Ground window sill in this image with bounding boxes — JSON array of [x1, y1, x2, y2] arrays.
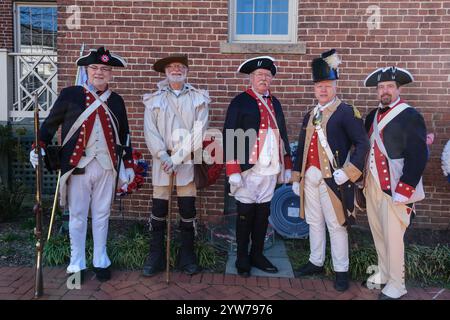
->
[[220, 42, 306, 54]]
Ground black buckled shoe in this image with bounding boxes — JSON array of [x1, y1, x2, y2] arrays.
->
[[334, 272, 349, 292], [142, 255, 165, 277], [250, 254, 278, 273], [297, 261, 324, 276], [181, 263, 201, 276], [93, 267, 111, 282], [235, 261, 251, 278]]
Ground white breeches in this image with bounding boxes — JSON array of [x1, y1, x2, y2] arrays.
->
[[365, 172, 409, 298], [304, 166, 349, 272], [230, 169, 277, 204], [66, 159, 113, 273]]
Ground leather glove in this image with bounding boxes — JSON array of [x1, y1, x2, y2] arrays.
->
[[160, 151, 174, 174], [393, 192, 409, 205], [284, 169, 292, 184], [229, 173, 243, 188], [333, 169, 349, 185], [29, 148, 45, 169], [292, 181, 300, 196]]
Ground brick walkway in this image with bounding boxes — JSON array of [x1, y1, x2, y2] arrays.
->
[[0, 266, 448, 300]]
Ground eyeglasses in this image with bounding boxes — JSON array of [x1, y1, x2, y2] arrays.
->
[[166, 64, 186, 70], [88, 65, 112, 72], [252, 72, 273, 79]]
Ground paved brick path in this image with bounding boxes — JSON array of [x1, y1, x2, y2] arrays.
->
[[0, 267, 448, 300]]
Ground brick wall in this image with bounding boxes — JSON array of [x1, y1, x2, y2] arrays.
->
[[0, 0, 13, 50], [52, 0, 450, 229]]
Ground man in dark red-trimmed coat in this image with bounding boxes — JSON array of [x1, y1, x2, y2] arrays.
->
[[363, 66, 428, 300], [223, 56, 293, 278], [291, 49, 369, 292], [29, 47, 134, 283]]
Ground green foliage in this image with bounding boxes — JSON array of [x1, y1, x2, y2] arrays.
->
[[0, 232, 23, 242], [285, 236, 450, 287], [0, 125, 27, 163], [43, 221, 225, 271], [0, 124, 15, 156], [0, 181, 27, 222]]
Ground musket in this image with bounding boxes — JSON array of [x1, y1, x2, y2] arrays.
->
[[166, 172, 175, 284], [33, 93, 44, 298]]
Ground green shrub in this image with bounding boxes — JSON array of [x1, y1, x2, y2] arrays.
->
[[43, 222, 225, 271], [0, 181, 27, 222], [285, 238, 450, 287]]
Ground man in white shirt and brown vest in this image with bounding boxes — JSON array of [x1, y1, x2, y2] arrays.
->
[[142, 55, 209, 276], [363, 66, 428, 300]]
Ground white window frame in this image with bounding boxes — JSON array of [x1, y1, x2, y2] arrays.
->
[[229, 0, 298, 43], [14, 2, 57, 54]]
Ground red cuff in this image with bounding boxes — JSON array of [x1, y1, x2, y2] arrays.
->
[[31, 141, 46, 149], [124, 159, 134, 169], [395, 181, 415, 198], [226, 160, 241, 176], [284, 155, 293, 170]]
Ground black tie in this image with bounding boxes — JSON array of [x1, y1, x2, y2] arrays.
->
[[379, 106, 390, 114]]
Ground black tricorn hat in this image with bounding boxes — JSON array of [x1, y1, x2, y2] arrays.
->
[[312, 49, 341, 83], [76, 46, 127, 67], [364, 66, 414, 87], [153, 54, 189, 73], [237, 56, 277, 76]]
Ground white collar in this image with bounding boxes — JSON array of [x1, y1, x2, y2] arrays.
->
[[317, 97, 336, 111]]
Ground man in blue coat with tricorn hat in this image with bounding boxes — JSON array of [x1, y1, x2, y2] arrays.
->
[[29, 46, 135, 282], [363, 66, 428, 300], [291, 49, 369, 291], [223, 56, 293, 277]]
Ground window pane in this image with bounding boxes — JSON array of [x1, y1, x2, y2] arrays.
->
[[237, 13, 253, 34], [255, 0, 270, 12], [272, 13, 288, 34], [254, 13, 270, 34], [272, 0, 288, 12], [237, 0, 253, 12], [18, 6, 57, 52]]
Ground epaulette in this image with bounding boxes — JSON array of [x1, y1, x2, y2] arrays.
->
[[350, 104, 362, 119]]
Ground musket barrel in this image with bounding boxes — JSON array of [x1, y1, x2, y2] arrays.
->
[[33, 93, 44, 298]]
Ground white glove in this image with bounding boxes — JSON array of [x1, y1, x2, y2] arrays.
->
[[333, 169, 349, 185], [393, 192, 409, 205], [160, 152, 174, 174], [118, 162, 128, 187], [29, 148, 45, 169], [284, 169, 292, 184], [229, 173, 243, 188], [292, 181, 300, 196]]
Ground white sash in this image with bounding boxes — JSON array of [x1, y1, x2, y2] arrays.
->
[[251, 89, 287, 182], [372, 104, 425, 203], [62, 87, 112, 146], [84, 84, 121, 145]]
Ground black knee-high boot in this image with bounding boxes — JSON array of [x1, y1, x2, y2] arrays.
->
[[250, 202, 278, 273], [177, 197, 201, 275], [235, 201, 256, 277], [143, 198, 167, 277]]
